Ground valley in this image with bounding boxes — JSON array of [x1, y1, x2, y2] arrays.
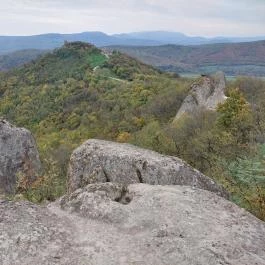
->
[[1, 39, 264, 77], [1, 0, 265, 263], [0, 42, 264, 221], [109, 40, 265, 77]]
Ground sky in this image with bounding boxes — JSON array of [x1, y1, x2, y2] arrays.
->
[[1, 0, 265, 37]]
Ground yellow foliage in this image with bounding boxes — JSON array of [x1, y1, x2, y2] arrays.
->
[[132, 117, 145, 128], [117, 132, 131, 143]]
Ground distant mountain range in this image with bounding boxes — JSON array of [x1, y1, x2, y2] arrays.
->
[[113, 31, 265, 45], [0, 31, 264, 55]]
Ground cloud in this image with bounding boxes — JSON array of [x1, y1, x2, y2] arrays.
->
[[0, 0, 264, 36]]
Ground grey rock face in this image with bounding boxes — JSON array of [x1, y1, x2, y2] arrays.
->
[[1, 183, 265, 265], [0, 119, 41, 194], [0, 200, 91, 265], [68, 139, 228, 198], [175, 71, 227, 120]]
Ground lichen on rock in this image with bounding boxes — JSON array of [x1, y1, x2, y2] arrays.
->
[[67, 139, 228, 198], [0, 119, 41, 194], [1, 183, 265, 265]]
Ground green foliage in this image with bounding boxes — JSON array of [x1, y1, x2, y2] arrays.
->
[[217, 89, 252, 128], [131, 121, 176, 155], [17, 157, 66, 203], [216, 88, 255, 149], [168, 111, 223, 173], [1, 42, 265, 220], [232, 77, 265, 142], [226, 145, 265, 220], [105, 51, 158, 81], [0, 42, 187, 202]]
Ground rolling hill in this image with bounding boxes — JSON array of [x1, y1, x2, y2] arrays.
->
[[109, 41, 265, 76], [0, 41, 265, 219], [0, 49, 47, 71], [1, 40, 265, 77], [0, 41, 186, 148]]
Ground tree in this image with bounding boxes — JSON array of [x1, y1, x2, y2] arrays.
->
[[217, 88, 254, 145]]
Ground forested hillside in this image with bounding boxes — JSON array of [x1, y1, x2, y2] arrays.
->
[[109, 41, 265, 76], [0, 42, 264, 220], [0, 49, 46, 71], [2, 40, 265, 77]]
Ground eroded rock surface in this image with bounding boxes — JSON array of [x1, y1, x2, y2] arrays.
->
[[0, 200, 91, 265], [0, 119, 41, 194], [175, 71, 227, 120], [1, 183, 265, 265], [68, 139, 227, 198]]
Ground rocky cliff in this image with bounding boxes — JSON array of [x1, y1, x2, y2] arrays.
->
[[67, 139, 227, 197], [174, 71, 227, 121], [0, 119, 41, 194], [1, 183, 265, 265]]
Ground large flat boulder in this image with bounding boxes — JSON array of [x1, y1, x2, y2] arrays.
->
[[68, 139, 228, 198], [1, 183, 265, 265], [0, 119, 41, 194], [0, 200, 89, 265], [174, 71, 227, 121]]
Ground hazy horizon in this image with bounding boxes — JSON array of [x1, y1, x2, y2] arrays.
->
[[0, 30, 265, 38], [1, 0, 265, 37]]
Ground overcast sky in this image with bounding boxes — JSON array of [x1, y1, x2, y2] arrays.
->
[[1, 0, 264, 37]]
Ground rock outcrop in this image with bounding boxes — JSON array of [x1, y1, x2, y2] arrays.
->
[[174, 71, 227, 121], [1, 183, 265, 265], [67, 139, 227, 197], [0, 119, 41, 194]]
